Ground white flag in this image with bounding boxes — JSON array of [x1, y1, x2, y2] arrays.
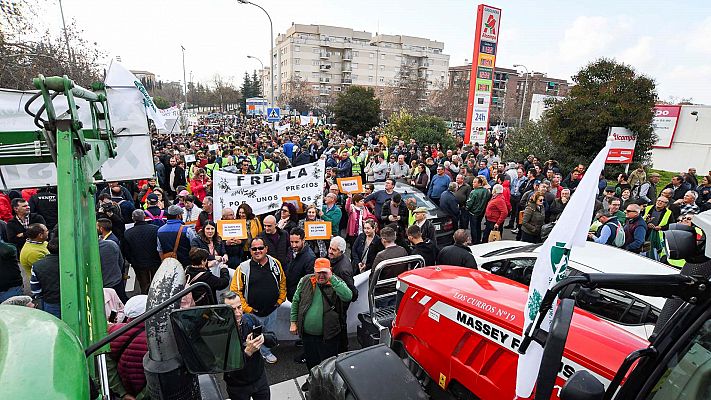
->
[[515, 141, 612, 398], [104, 59, 166, 130]]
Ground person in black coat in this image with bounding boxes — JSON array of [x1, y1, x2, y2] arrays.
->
[[28, 186, 58, 231], [292, 146, 312, 166], [437, 229, 477, 269], [412, 207, 437, 247], [6, 198, 46, 253], [258, 215, 291, 269], [406, 225, 438, 266], [285, 228, 316, 301], [185, 248, 230, 306], [439, 183, 461, 229], [381, 193, 409, 234], [351, 220, 383, 273], [121, 210, 161, 295]]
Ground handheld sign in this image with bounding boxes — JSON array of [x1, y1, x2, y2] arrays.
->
[[281, 196, 303, 213], [184, 154, 196, 163], [337, 176, 364, 194], [208, 144, 219, 152], [217, 220, 248, 239], [304, 221, 332, 240]]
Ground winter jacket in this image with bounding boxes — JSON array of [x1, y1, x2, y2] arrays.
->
[[258, 228, 291, 269], [291, 275, 352, 339], [121, 221, 161, 270], [0, 193, 12, 222], [286, 245, 316, 301], [321, 204, 343, 236], [6, 213, 46, 253], [521, 204, 546, 236], [484, 194, 510, 225], [381, 199, 409, 233], [108, 323, 148, 396], [351, 233, 383, 272], [229, 255, 286, 317], [329, 254, 357, 302], [412, 240, 438, 266], [466, 187, 492, 216], [439, 190, 460, 219], [28, 190, 58, 229], [185, 265, 230, 306], [345, 197, 377, 238], [0, 241, 21, 292], [437, 244, 477, 269], [223, 313, 277, 387]]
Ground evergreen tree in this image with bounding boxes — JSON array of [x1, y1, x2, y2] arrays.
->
[[240, 72, 252, 114], [251, 70, 262, 98]]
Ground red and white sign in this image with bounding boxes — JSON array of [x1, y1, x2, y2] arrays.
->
[[652, 105, 681, 148], [606, 127, 636, 164]]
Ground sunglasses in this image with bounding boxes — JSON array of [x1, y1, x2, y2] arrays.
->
[[281, 209, 290, 212], [625, 209, 638, 213], [250, 246, 265, 251]]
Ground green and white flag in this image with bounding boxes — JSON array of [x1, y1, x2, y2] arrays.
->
[[515, 141, 612, 398]]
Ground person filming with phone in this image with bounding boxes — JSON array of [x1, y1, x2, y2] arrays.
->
[[222, 290, 277, 400]]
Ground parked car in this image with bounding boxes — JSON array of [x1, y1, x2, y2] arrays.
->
[[372, 181, 454, 246], [469, 240, 679, 338]]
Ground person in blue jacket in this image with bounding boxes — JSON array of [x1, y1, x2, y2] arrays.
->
[[427, 165, 451, 206]]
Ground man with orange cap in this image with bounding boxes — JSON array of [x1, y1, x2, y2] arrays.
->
[[289, 258, 352, 392]]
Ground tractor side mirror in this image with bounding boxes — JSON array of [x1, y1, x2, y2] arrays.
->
[[170, 305, 244, 374], [560, 370, 605, 400]]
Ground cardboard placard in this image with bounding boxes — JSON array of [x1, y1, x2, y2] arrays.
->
[[217, 219, 248, 239], [304, 221, 332, 240], [208, 144, 219, 152], [281, 196, 304, 213], [184, 154, 196, 163], [337, 176, 364, 194]]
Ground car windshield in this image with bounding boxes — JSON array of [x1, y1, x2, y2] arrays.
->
[[401, 192, 436, 211], [493, 244, 541, 256]]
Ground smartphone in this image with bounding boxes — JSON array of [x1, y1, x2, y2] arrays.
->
[[251, 325, 263, 337]]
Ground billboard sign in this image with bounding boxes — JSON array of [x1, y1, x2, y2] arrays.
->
[[652, 105, 681, 148], [606, 127, 637, 164], [464, 4, 502, 145]]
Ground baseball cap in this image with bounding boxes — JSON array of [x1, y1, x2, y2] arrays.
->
[[649, 173, 661, 178], [146, 193, 159, 203], [314, 258, 331, 273], [178, 190, 190, 197], [166, 205, 184, 216], [413, 207, 428, 214], [604, 186, 615, 192]]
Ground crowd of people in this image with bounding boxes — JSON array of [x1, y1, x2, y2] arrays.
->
[[0, 113, 708, 399]]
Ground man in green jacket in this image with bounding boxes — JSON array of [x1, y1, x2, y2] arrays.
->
[[290, 258, 352, 391], [466, 176, 492, 245]]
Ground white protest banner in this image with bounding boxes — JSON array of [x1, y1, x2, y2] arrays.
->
[[213, 160, 326, 217]]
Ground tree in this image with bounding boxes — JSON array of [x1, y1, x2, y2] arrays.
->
[[251, 70, 262, 97], [281, 78, 315, 114], [427, 79, 468, 122], [379, 63, 428, 115], [1, 6, 105, 90], [545, 58, 657, 168], [384, 110, 456, 150], [502, 121, 562, 163], [239, 72, 252, 113], [333, 86, 380, 136], [153, 96, 170, 109]]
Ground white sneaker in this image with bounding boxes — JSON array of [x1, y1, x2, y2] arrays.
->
[[263, 353, 277, 364]]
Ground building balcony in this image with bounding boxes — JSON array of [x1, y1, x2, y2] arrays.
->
[[343, 79, 352, 84], [320, 52, 329, 59], [320, 64, 331, 70], [319, 78, 330, 83], [319, 91, 330, 96], [343, 51, 352, 61]]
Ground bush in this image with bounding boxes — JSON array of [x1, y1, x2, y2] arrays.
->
[[333, 86, 381, 136]]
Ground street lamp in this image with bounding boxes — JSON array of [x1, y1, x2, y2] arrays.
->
[[181, 45, 188, 108], [513, 64, 529, 129], [247, 55, 265, 96], [237, 0, 274, 110]]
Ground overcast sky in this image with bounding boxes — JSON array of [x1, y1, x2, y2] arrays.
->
[[46, 0, 711, 104]]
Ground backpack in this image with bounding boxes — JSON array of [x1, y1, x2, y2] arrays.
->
[[612, 221, 626, 247], [181, 270, 207, 308], [144, 210, 166, 227]]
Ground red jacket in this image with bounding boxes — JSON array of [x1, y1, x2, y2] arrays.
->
[[484, 193, 510, 225], [108, 323, 148, 395], [190, 177, 208, 202], [0, 193, 11, 222], [345, 197, 378, 237], [502, 180, 511, 204]]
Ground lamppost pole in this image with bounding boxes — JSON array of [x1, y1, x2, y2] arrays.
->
[[181, 45, 188, 108], [238, 1, 274, 110], [247, 55, 265, 96], [514, 64, 529, 129]]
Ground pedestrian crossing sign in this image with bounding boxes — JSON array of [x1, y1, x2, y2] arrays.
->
[[266, 107, 281, 122]]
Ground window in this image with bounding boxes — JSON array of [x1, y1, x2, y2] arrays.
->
[[483, 258, 536, 286], [649, 318, 711, 399], [369, 64, 374, 70], [368, 76, 374, 82], [294, 59, 300, 65], [312, 60, 320, 66], [295, 45, 300, 52], [335, 86, 342, 92], [380, 65, 384, 71], [380, 54, 385, 60], [379, 76, 385, 83], [369, 52, 374, 58], [352, 63, 358, 69], [353, 51, 359, 57], [570, 286, 659, 326]]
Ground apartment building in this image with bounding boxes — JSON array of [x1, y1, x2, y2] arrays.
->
[[448, 64, 571, 126], [266, 24, 450, 107]]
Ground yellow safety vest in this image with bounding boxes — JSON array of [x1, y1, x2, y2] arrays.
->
[[350, 155, 361, 175]]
